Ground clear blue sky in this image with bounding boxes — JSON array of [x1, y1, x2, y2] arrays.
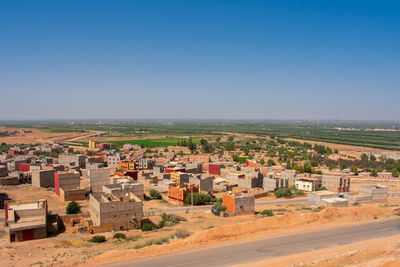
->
[[1, 0, 399, 120]]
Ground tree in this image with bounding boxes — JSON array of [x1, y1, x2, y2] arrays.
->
[[361, 153, 369, 161], [274, 188, 292, 198], [370, 154, 376, 161], [351, 166, 359, 175], [267, 159, 276, 166], [392, 169, 399, 178], [259, 157, 265, 165], [371, 169, 378, 177], [149, 189, 162, 199], [184, 193, 212, 205], [66, 201, 81, 214], [228, 136, 234, 142]]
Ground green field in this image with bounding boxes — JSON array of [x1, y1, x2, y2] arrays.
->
[[104, 138, 201, 148]]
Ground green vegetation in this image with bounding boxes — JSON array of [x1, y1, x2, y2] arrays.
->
[[89, 235, 106, 243], [149, 189, 162, 199], [66, 201, 81, 214], [274, 188, 292, 198], [295, 190, 304, 196], [184, 193, 214, 205], [212, 198, 227, 212], [113, 233, 126, 240], [260, 209, 274, 216], [105, 138, 201, 148]]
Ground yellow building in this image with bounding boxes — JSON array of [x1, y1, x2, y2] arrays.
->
[[170, 172, 189, 184], [88, 140, 98, 149]]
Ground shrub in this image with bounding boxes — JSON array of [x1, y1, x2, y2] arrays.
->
[[352, 202, 360, 206], [89, 235, 106, 243], [142, 223, 155, 231], [274, 188, 292, 198], [149, 189, 162, 199], [113, 233, 126, 240], [184, 192, 212, 205], [260, 209, 274, 216], [295, 190, 304, 196], [66, 201, 81, 214], [173, 229, 190, 239], [213, 202, 227, 212], [316, 186, 328, 191]]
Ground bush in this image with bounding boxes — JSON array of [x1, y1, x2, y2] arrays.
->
[[113, 233, 126, 240], [66, 201, 81, 214], [89, 235, 106, 243], [274, 188, 292, 198], [149, 189, 162, 199], [142, 223, 155, 231], [173, 229, 190, 239], [212, 202, 227, 212], [316, 186, 327, 191], [295, 190, 304, 196], [260, 209, 274, 216], [184, 193, 212, 205]]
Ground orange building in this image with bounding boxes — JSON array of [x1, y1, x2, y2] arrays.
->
[[222, 193, 255, 216], [168, 184, 199, 204], [118, 161, 135, 171]]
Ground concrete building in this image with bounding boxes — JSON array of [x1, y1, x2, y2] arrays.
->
[[321, 197, 348, 207], [103, 181, 144, 201], [32, 169, 56, 188], [58, 154, 85, 168], [89, 191, 143, 231], [321, 176, 351, 192], [88, 168, 112, 193], [107, 154, 120, 169], [54, 171, 85, 201], [307, 190, 338, 206], [223, 193, 255, 216], [0, 165, 8, 177], [5, 199, 48, 242], [189, 174, 213, 193], [136, 159, 155, 170], [263, 176, 288, 191], [359, 185, 388, 202], [170, 172, 190, 184]]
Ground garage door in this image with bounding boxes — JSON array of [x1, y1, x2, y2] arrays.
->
[[22, 229, 35, 241]]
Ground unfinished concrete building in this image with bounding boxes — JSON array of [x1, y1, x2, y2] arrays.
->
[[5, 199, 48, 242], [54, 171, 85, 201], [263, 176, 288, 191], [58, 154, 85, 168], [170, 172, 190, 184], [0, 165, 7, 177], [223, 193, 255, 216], [359, 185, 388, 202], [308, 190, 338, 206], [344, 185, 388, 204], [103, 181, 144, 201], [88, 168, 112, 193], [32, 169, 56, 188], [280, 170, 298, 186], [89, 191, 143, 231], [189, 174, 213, 193], [321, 176, 351, 192], [136, 159, 155, 170]]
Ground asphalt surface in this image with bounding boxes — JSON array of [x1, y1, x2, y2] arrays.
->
[[147, 198, 306, 214], [104, 218, 400, 267]]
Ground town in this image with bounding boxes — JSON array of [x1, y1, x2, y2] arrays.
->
[[1, 128, 400, 266]]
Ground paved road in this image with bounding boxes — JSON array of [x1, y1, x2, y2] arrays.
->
[[145, 198, 306, 214], [104, 218, 400, 267]]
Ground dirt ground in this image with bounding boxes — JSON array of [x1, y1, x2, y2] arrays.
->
[[2, 189, 400, 266], [286, 137, 400, 158], [0, 127, 99, 145], [235, 234, 400, 267], [81, 197, 400, 267]]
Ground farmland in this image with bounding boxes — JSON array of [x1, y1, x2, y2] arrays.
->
[[104, 138, 201, 148]]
